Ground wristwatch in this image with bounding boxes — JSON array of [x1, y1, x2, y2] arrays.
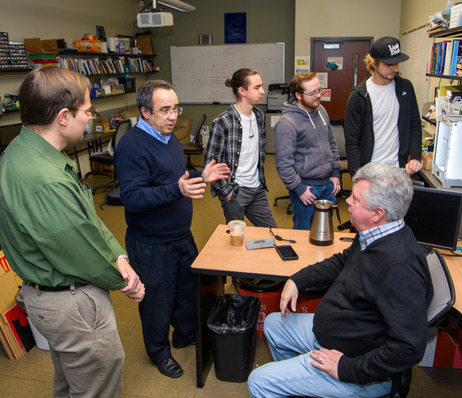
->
[[116, 254, 129, 262]]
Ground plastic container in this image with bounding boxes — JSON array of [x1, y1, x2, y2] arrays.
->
[[295, 286, 328, 314], [207, 294, 260, 382], [238, 278, 284, 337]]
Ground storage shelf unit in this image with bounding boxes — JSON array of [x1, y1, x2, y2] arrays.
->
[[427, 26, 462, 79]]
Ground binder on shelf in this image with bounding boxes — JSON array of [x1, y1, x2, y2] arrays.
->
[[452, 40, 462, 76], [450, 40, 459, 76], [444, 41, 453, 76], [430, 43, 439, 74], [436, 42, 443, 74], [438, 41, 449, 74]]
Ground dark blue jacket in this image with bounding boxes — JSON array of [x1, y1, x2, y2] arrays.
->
[[344, 75, 422, 177]]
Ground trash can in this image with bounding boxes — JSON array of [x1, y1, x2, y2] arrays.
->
[[238, 278, 285, 336], [207, 294, 260, 382]]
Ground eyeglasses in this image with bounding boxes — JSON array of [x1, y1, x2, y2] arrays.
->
[[71, 106, 97, 117], [158, 106, 183, 116], [301, 88, 324, 97]]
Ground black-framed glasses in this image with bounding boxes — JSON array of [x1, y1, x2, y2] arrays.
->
[[71, 106, 97, 117], [301, 88, 324, 97], [158, 106, 183, 116]]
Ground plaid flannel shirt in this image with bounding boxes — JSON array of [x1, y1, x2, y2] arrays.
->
[[204, 104, 267, 197]]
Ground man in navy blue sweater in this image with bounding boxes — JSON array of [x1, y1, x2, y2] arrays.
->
[[114, 80, 230, 379]]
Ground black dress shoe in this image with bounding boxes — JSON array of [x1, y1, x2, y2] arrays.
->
[[155, 357, 184, 378]]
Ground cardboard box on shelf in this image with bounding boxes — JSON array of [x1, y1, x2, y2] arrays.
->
[[74, 40, 102, 53], [93, 118, 110, 133], [24, 38, 58, 54], [421, 152, 433, 170], [137, 34, 153, 55]]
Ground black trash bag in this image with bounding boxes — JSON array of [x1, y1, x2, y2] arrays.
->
[[207, 294, 260, 335]]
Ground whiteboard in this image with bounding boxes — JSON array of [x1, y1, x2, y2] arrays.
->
[[170, 43, 285, 104], [400, 26, 433, 114]]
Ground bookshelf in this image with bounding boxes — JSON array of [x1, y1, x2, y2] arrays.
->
[[55, 50, 158, 76], [0, 51, 158, 119], [426, 26, 462, 80], [428, 26, 462, 39]]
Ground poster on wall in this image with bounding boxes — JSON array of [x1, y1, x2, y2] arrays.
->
[[225, 13, 246, 43], [317, 72, 328, 89], [320, 89, 331, 102], [327, 57, 343, 70], [295, 56, 310, 73]]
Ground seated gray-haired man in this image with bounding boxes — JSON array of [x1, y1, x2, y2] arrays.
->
[[248, 162, 433, 398]]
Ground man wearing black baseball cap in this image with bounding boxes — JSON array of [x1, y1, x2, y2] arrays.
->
[[344, 36, 422, 178]]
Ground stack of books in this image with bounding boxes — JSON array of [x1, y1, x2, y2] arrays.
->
[[429, 40, 462, 77]]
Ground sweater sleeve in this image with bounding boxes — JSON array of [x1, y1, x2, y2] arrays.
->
[[344, 90, 363, 178], [274, 118, 305, 195], [290, 243, 354, 290], [407, 82, 422, 162], [326, 117, 341, 178]]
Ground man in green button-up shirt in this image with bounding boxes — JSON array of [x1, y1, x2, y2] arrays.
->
[[0, 67, 144, 397]]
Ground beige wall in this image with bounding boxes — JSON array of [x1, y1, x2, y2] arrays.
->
[[0, 0, 143, 128], [400, 0, 448, 33], [1, 0, 140, 42], [148, 0, 295, 127], [294, 0, 402, 59]]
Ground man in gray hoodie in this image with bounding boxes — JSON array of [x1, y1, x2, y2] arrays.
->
[[275, 72, 341, 230]]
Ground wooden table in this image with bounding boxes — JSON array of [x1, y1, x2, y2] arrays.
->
[[191, 225, 352, 388], [191, 224, 462, 388]]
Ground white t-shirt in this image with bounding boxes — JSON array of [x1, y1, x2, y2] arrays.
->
[[366, 78, 400, 167], [235, 110, 260, 188]]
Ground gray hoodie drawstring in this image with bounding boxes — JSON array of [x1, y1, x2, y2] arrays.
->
[[304, 109, 326, 129]]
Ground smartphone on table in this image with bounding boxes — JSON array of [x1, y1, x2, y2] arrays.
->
[[275, 245, 299, 261]]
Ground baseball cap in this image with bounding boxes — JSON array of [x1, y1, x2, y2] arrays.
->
[[369, 36, 409, 64]]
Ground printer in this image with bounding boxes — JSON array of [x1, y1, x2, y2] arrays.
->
[[267, 83, 290, 111]]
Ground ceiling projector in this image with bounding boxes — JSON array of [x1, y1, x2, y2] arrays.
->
[[137, 12, 174, 27]]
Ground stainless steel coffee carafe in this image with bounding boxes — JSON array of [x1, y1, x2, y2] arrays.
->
[[309, 199, 335, 246]]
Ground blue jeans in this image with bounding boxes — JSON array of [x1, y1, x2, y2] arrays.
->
[[289, 182, 336, 230], [247, 313, 391, 398]]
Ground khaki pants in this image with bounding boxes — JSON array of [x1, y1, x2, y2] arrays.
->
[[23, 284, 124, 398]]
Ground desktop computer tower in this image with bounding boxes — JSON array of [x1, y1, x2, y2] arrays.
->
[[265, 112, 281, 153]]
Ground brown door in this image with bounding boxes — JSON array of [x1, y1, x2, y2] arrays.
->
[[311, 37, 372, 120]]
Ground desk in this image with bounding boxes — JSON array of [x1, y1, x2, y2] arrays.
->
[[419, 168, 462, 193], [64, 131, 114, 178], [192, 224, 462, 388], [191, 225, 352, 388]]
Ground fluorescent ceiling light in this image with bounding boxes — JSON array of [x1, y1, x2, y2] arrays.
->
[[153, 0, 196, 12]]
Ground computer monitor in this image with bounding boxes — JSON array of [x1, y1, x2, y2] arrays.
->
[[404, 186, 462, 252]]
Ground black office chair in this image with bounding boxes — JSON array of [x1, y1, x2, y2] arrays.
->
[[330, 119, 350, 198], [273, 194, 292, 215], [86, 120, 131, 193], [183, 114, 207, 171], [385, 249, 455, 398]]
